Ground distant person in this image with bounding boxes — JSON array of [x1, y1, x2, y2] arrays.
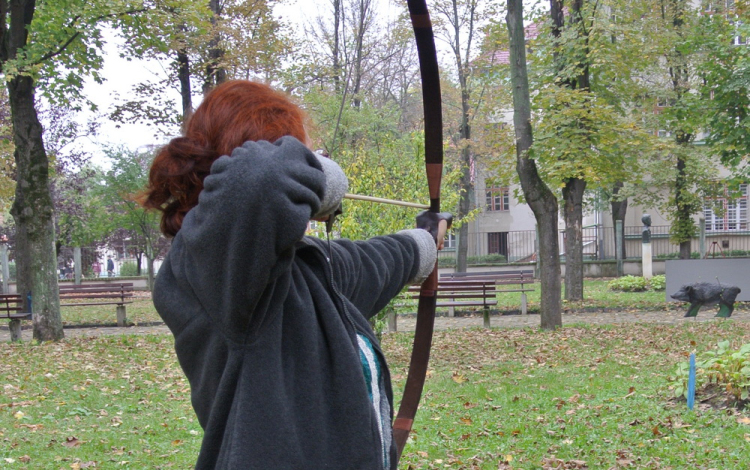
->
[[139, 80, 451, 469], [92, 262, 101, 278], [106, 257, 114, 277]]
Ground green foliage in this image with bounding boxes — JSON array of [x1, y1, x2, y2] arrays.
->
[[698, 15, 750, 173], [671, 341, 750, 401], [437, 253, 507, 268], [607, 275, 648, 292], [608, 275, 667, 292], [119, 261, 138, 277], [99, 146, 167, 260], [649, 274, 666, 291], [306, 131, 463, 241]]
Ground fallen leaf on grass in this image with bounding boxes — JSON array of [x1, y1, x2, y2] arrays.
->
[[542, 457, 587, 469], [452, 372, 466, 384], [737, 417, 750, 425], [63, 437, 81, 447]]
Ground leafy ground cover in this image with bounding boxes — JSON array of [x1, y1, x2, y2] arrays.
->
[[2, 321, 749, 469]]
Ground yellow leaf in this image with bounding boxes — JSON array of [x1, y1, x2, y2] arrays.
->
[[737, 417, 750, 425], [13, 411, 24, 420], [505, 454, 514, 462], [452, 372, 466, 384]]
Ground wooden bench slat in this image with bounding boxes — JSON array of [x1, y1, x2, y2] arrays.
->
[[60, 293, 133, 300], [59, 283, 134, 288], [2, 312, 32, 319], [60, 301, 133, 307], [436, 300, 498, 307], [59, 287, 134, 294]]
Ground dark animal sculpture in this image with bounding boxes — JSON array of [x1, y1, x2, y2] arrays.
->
[[670, 282, 741, 318]]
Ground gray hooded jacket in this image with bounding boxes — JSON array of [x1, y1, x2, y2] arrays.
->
[[153, 137, 436, 469]]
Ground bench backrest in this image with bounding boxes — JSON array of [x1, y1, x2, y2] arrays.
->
[[440, 270, 534, 284], [408, 280, 497, 297], [59, 283, 135, 300], [0, 294, 24, 314]]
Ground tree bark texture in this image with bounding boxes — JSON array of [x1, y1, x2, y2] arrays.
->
[[506, 0, 562, 329], [563, 177, 585, 300], [8, 74, 63, 341]]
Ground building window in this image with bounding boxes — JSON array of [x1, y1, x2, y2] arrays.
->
[[704, 183, 748, 231], [485, 187, 510, 211], [443, 232, 456, 250]]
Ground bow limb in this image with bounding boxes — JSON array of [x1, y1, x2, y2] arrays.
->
[[393, 0, 444, 461]]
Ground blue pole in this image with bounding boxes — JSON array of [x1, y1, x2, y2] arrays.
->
[[687, 353, 696, 410]]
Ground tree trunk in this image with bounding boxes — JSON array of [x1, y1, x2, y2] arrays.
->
[[176, 47, 192, 123], [675, 153, 692, 259], [332, 0, 342, 93], [550, 0, 590, 300], [563, 177, 585, 301], [507, 0, 562, 330], [455, 114, 472, 273], [204, 0, 226, 94], [8, 74, 63, 341], [610, 182, 628, 260], [453, 0, 473, 273]]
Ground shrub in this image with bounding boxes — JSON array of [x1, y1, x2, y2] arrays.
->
[[671, 341, 750, 401], [607, 275, 648, 292], [468, 254, 507, 265], [649, 274, 666, 291], [438, 257, 456, 268], [119, 261, 138, 277], [437, 253, 508, 268]]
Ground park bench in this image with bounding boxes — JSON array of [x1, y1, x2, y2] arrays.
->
[[440, 269, 535, 315], [0, 294, 32, 342], [59, 282, 135, 327], [387, 280, 499, 331]]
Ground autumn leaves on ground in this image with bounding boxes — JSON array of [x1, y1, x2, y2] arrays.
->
[[2, 321, 750, 469]]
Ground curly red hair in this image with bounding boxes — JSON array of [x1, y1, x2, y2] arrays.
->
[[140, 81, 308, 237]]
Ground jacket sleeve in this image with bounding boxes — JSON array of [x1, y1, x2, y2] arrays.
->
[[327, 229, 437, 320], [167, 137, 330, 341]]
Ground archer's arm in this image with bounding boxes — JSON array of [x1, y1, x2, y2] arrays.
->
[[158, 137, 345, 341]]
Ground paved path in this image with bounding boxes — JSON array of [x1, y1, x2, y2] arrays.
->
[[4, 308, 749, 342]]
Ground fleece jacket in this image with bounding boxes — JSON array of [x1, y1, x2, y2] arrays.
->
[[153, 136, 436, 470]]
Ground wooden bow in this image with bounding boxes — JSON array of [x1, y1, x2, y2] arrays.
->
[[392, 0, 444, 460]]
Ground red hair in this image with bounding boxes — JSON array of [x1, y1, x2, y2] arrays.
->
[[140, 80, 308, 237]]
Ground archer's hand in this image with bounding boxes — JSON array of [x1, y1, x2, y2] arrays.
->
[[416, 211, 453, 250]]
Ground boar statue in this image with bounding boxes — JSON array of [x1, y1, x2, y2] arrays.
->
[[670, 282, 741, 318]]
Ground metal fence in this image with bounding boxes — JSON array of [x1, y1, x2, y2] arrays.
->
[[0, 243, 166, 283], [439, 225, 750, 263]]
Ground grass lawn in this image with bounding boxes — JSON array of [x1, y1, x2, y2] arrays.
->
[[58, 297, 162, 326], [494, 279, 675, 314], [56, 279, 680, 327], [2, 321, 750, 469]]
